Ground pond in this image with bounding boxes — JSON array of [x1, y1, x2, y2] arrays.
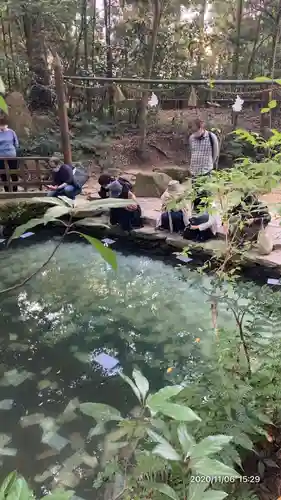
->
[[0, 237, 235, 497]]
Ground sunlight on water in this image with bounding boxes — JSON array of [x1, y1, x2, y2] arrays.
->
[[0, 239, 233, 497]]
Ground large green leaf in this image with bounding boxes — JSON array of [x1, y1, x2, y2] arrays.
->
[[232, 432, 253, 451], [147, 428, 169, 445], [190, 435, 233, 460], [148, 401, 201, 422], [9, 218, 44, 243], [142, 482, 180, 500], [191, 457, 240, 478], [43, 205, 71, 223], [0, 472, 18, 497], [0, 95, 8, 114], [202, 492, 228, 500], [120, 372, 141, 402], [79, 402, 122, 422], [188, 482, 209, 500], [147, 385, 183, 407], [152, 442, 181, 461], [177, 423, 195, 456], [5, 476, 33, 500], [85, 198, 134, 211], [132, 369, 149, 402], [0, 76, 5, 94], [44, 489, 74, 500], [268, 99, 277, 109], [79, 234, 117, 270]]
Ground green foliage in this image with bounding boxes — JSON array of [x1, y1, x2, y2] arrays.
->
[[82, 369, 241, 499], [19, 134, 60, 157], [0, 95, 8, 114], [0, 472, 72, 500]]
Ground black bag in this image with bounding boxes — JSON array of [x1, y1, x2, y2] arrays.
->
[[73, 166, 89, 188], [189, 213, 209, 226]]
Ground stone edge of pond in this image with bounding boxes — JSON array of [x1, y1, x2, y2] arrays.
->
[[73, 218, 281, 280], [1, 197, 281, 280]]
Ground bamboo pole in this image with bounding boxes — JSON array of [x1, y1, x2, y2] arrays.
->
[[54, 54, 72, 164], [63, 76, 273, 85]]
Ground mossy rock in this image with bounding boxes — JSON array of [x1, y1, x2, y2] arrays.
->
[[0, 199, 52, 227]]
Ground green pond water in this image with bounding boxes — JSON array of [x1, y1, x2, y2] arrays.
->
[[0, 238, 235, 497]]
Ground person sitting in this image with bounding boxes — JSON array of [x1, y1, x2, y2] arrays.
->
[[183, 196, 220, 242], [156, 180, 190, 233], [227, 192, 271, 244], [98, 174, 143, 231], [46, 157, 81, 200]]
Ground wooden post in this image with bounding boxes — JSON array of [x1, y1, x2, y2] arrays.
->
[[260, 88, 271, 137], [54, 54, 72, 164]]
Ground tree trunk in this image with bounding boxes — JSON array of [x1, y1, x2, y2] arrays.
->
[[1, 15, 11, 91], [246, 13, 261, 77], [269, 0, 281, 78], [22, 10, 50, 86], [82, 0, 91, 111], [104, 0, 114, 118], [91, 0, 97, 73], [196, 0, 208, 78], [232, 0, 244, 79], [139, 0, 162, 154], [22, 7, 52, 110]]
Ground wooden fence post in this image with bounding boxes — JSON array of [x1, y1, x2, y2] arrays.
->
[[54, 54, 72, 164], [260, 88, 271, 137]]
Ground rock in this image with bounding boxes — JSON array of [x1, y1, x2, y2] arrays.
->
[[0, 198, 54, 229], [32, 113, 54, 132], [153, 165, 189, 182], [5, 92, 32, 139], [132, 227, 167, 240], [134, 172, 172, 197]]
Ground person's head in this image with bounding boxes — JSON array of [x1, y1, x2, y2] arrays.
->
[[0, 115, 9, 131], [98, 174, 114, 187], [243, 192, 257, 205], [191, 118, 205, 135], [49, 156, 62, 169], [106, 179, 123, 198]]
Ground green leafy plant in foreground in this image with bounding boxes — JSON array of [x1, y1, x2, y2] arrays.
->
[[79, 368, 241, 500], [0, 471, 73, 500]]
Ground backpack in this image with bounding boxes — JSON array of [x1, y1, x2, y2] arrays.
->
[[208, 132, 214, 159], [73, 165, 89, 188]]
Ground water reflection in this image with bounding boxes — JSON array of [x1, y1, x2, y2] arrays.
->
[[0, 240, 231, 496]]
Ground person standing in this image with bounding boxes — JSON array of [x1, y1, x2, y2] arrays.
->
[[189, 118, 219, 210], [0, 116, 19, 192]]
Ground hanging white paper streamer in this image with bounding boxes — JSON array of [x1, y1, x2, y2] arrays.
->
[[148, 93, 158, 108], [232, 95, 244, 112]]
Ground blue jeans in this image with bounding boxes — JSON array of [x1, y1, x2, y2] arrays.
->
[[47, 184, 81, 200]]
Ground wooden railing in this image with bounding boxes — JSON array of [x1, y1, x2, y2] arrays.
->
[[0, 157, 52, 192]]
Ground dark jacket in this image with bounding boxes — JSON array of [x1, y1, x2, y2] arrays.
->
[[53, 164, 75, 186], [229, 195, 271, 225]]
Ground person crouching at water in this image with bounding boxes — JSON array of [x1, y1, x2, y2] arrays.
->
[[227, 192, 271, 245], [183, 197, 221, 242], [98, 174, 143, 231], [46, 157, 81, 200], [156, 180, 191, 233]]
